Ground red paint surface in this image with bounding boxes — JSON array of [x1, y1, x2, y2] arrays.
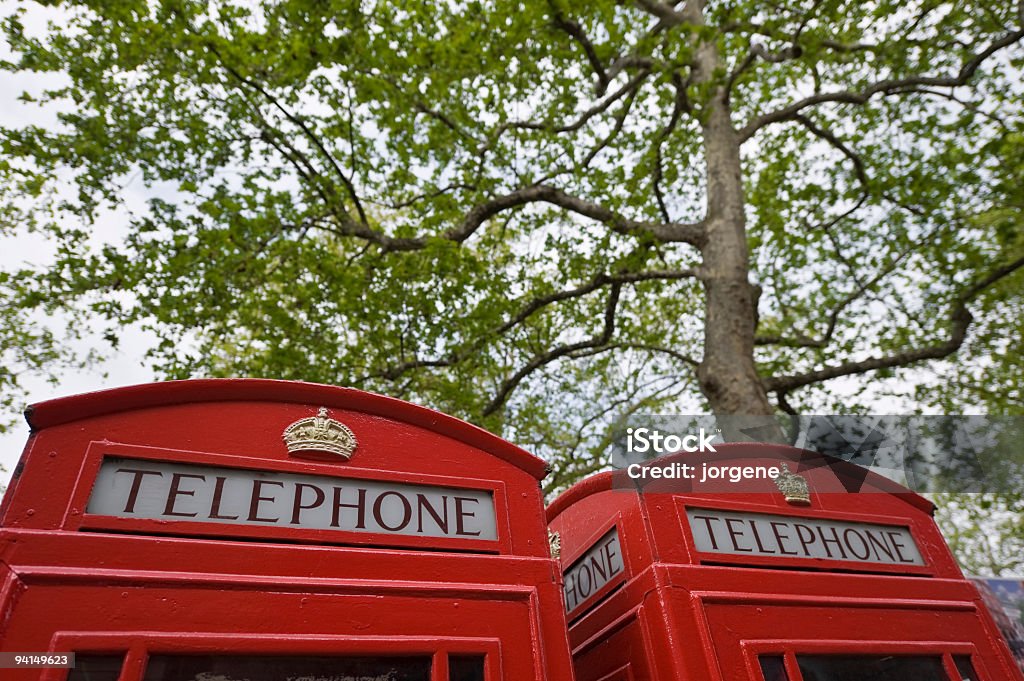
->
[[547, 444, 1024, 681], [0, 379, 574, 681]]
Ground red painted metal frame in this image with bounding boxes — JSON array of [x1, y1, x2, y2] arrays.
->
[[739, 639, 987, 681], [66, 441, 510, 553], [592, 663, 634, 681], [42, 632, 503, 681], [21, 379, 548, 480]]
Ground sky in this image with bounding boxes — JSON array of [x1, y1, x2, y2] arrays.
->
[[0, 1, 161, 486], [0, 335, 156, 489]]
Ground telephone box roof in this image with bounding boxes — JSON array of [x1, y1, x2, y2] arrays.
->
[[25, 378, 549, 480]]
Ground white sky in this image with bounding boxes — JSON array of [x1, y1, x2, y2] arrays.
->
[[0, 1, 159, 486], [0, 339, 156, 488]]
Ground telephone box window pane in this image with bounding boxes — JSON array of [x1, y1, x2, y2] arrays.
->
[[953, 655, 978, 681], [142, 655, 432, 681], [796, 655, 949, 681], [759, 655, 790, 681], [449, 655, 486, 681], [66, 655, 124, 681]]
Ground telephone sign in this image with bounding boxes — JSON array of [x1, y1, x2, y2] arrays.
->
[[562, 527, 624, 615], [87, 457, 497, 540], [685, 508, 924, 566]]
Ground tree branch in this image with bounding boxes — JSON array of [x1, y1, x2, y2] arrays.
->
[[756, 243, 912, 348], [791, 113, 868, 186], [443, 185, 707, 247], [786, 112, 873, 290], [614, 342, 699, 366], [411, 101, 482, 144], [605, 56, 657, 84], [482, 283, 623, 416], [207, 43, 369, 225], [231, 93, 363, 238], [317, 182, 703, 252], [549, 4, 611, 94], [381, 182, 479, 211], [634, 0, 688, 26], [363, 268, 701, 382], [480, 68, 650, 154], [763, 307, 973, 392], [651, 73, 690, 221], [738, 27, 1024, 142], [764, 254, 1024, 392], [907, 87, 1011, 132], [775, 389, 798, 416], [579, 87, 641, 170], [726, 0, 822, 91]]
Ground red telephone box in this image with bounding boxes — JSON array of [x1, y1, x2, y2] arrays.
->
[[0, 379, 575, 681], [546, 443, 1024, 681]]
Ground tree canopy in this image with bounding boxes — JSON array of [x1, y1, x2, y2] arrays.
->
[[1, 0, 1023, 491], [934, 492, 1024, 576]]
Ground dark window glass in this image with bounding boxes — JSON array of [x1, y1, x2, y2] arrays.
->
[[953, 655, 978, 681], [449, 654, 485, 681], [142, 655, 431, 681], [66, 654, 124, 681], [759, 655, 790, 681], [796, 655, 950, 681]]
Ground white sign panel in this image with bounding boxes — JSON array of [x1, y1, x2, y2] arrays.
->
[[87, 457, 497, 541], [686, 508, 924, 567], [563, 528, 625, 614]]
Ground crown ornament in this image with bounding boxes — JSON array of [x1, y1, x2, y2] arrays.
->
[[774, 463, 811, 506], [548, 530, 562, 560], [282, 407, 357, 460]]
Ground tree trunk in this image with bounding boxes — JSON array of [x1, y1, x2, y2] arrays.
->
[[687, 2, 776, 421]]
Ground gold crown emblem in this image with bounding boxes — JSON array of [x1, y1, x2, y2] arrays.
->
[[282, 407, 357, 459], [548, 530, 561, 560], [774, 463, 811, 506]]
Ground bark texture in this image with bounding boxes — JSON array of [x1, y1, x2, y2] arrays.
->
[[687, 1, 776, 418]]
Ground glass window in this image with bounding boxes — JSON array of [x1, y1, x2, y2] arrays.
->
[[796, 655, 950, 681], [449, 654, 486, 681], [953, 655, 978, 681], [142, 655, 431, 681], [759, 655, 790, 681], [66, 654, 124, 681]]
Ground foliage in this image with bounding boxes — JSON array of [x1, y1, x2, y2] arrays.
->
[[933, 492, 1024, 576], [0, 0, 1022, 494]]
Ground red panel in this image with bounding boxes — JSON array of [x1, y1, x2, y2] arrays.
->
[[571, 611, 653, 681], [23, 379, 547, 480]]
